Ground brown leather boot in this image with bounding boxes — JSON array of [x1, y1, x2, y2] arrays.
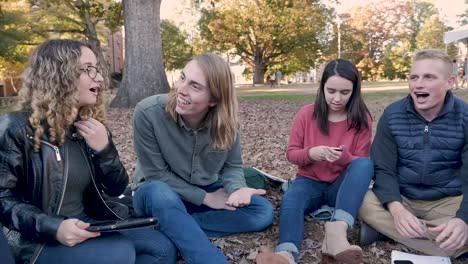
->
[[256, 251, 296, 264], [321, 221, 363, 264]]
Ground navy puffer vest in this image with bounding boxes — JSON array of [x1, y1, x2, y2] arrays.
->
[[386, 92, 468, 200]]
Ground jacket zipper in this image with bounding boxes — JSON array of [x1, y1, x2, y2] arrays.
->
[[421, 124, 430, 184], [42, 141, 61, 161], [27, 135, 61, 161], [78, 146, 124, 220], [27, 136, 68, 264], [55, 143, 69, 214]]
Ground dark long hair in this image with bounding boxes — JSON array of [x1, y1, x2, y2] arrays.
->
[[313, 58, 370, 135]]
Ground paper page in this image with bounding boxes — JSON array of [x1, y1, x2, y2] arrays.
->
[[251, 167, 287, 183], [391, 250, 451, 264]]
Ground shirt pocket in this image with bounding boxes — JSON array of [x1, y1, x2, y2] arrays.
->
[[203, 150, 227, 174]]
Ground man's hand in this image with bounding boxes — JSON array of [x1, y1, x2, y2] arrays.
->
[[388, 201, 426, 238], [226, 187, 266, 208], [56, 219, 100, 247], [308, 146, 342, 162], [74, 118, 109, 152], [203, 188, 236, 210], [428, 218, 468, 251]]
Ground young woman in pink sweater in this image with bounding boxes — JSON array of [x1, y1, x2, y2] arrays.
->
[[257, 59, 373, 264]]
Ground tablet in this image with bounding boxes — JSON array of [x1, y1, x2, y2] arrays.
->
[[86, 217, 159, 232]]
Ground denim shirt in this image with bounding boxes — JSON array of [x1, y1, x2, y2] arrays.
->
[[132, 94, 246, 205]]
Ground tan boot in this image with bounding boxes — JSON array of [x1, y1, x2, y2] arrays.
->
[[256, 251, 296, 264], [321, 221, 363, 264]]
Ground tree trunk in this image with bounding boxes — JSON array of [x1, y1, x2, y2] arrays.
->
[[82, 15, 108, 84], [84, 22, 104, 65], [253, 50, 266, 84], [110, 0, 169, 108]]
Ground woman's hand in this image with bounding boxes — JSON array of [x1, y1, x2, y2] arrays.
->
[[56, 219, 100, 247], [226, 187, 266, 208], [74, 118, 109, 152], [308, 146, 343, 162]]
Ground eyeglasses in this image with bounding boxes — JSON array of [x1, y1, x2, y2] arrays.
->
[[79, 65, 102, 80]]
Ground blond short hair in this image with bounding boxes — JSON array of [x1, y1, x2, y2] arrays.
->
[[413, 49, 453, 78]]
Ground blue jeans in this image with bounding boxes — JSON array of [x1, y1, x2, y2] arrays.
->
[[133, 180, 274, 264], [276, 158, 373, 259], [37, 214, 177, 264], [0, 230, 14, 264]]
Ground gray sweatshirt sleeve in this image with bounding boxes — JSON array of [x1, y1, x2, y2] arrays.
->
[[220, 133, 247, 195], [133, 104, 207, 205]]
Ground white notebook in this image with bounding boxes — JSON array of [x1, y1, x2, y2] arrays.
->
[[251, 167, 287, 183], [391, 250, 451, 264]]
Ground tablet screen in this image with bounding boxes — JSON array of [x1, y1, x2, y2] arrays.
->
[[86, 217, 158, 232]]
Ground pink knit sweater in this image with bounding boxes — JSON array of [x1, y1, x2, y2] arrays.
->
[[287, 104, 372, 182]]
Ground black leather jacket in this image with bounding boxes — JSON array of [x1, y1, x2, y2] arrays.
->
[[0, 112, 129, 263]]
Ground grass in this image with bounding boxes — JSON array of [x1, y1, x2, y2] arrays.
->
[[238, 91, 410, 102], [239, 93, 315, 101]]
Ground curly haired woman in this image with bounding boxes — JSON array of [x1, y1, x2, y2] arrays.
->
[[0, 39, 176, 264]]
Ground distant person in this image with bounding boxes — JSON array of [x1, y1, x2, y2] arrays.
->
[[359, 49, 468, 261], [453, 59, 460, 89], [270, 73, 277, 88], [0, 39, 176, 264], [462, 58, 468, 88], [131, 53, 274, 264], [256, 59, 373, 264], [295, 72, 302, 83], [276, 70, 283, 86]]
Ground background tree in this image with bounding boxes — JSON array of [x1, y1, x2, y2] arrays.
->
[[110, 0, 169, 108], [457, 0, 468, 25], [31, 0, 123, 63], [161, 19, 193, 71], [416, 15, 446, 49], [341, 0, 445, 80], [0, 1, 37, 86], [381, 43, 412, 80], [198, 0, 332, 84], [0, 3, 31, 61]]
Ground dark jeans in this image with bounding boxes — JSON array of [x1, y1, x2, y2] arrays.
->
[[36, 213, 177, 264], [0, 230, 14, 264], [133, 180, 274, 264], [277, 158, 374, 259]]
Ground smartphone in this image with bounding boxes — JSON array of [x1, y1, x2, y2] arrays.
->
[[394, 261, 414, 264]]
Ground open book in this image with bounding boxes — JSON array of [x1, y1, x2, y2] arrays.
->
[[251, 167, 287, 183], [391, 250, 451, 264]]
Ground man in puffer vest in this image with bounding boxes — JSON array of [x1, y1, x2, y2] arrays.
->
[[359, 49, 468, 260]]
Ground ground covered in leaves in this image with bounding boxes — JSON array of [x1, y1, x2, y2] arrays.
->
[[107, 91, 468, 264]]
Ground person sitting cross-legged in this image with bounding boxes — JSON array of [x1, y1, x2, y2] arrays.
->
[[359, 49, 468, 261], [131, 53, 275, 264]]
